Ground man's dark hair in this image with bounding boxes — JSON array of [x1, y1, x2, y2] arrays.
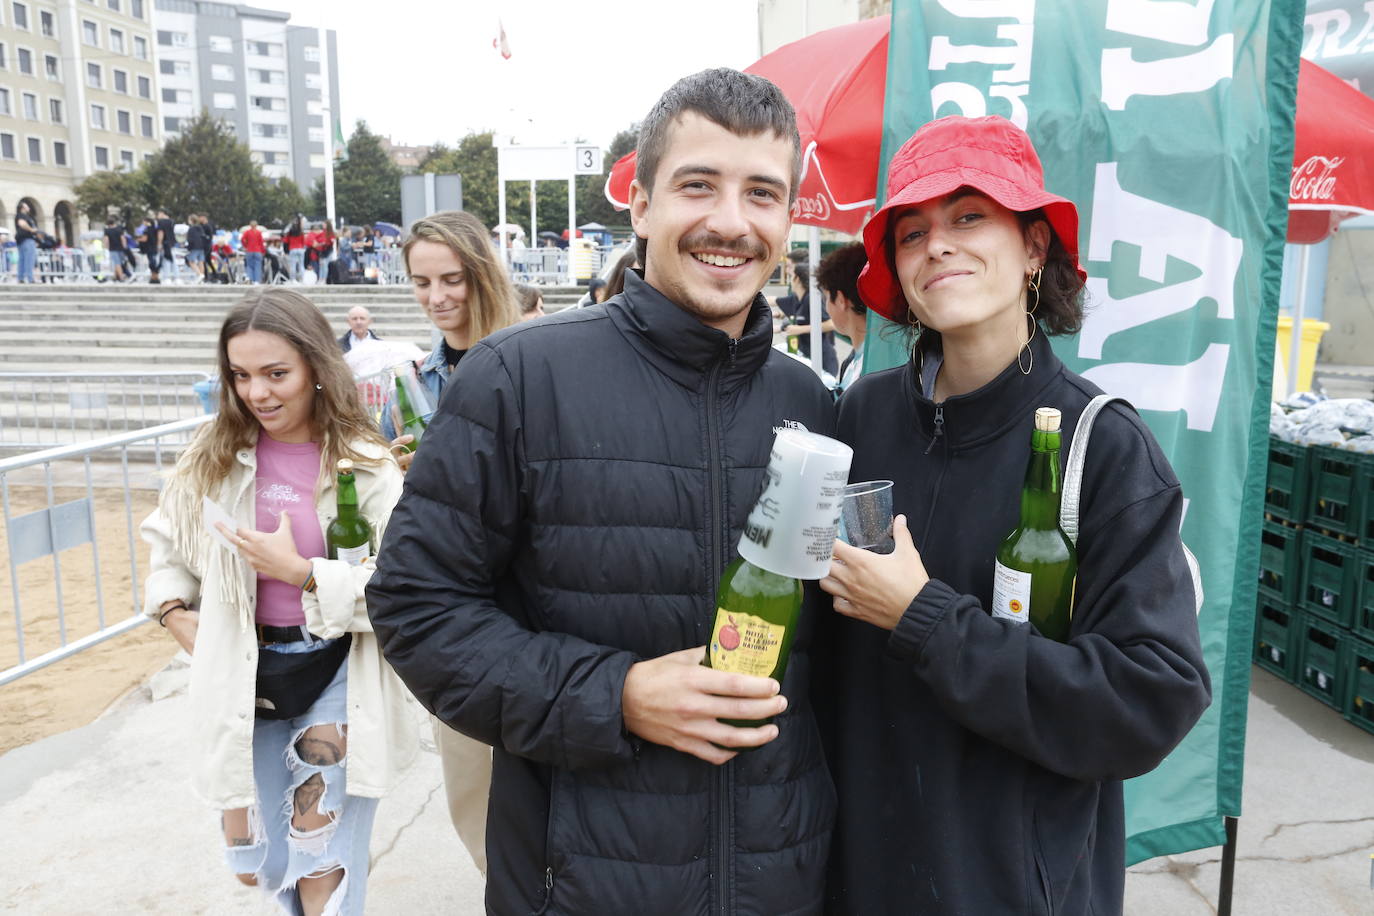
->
[[1015, 210, 1084, 335], [816, 242, 867, 317], [792, 262, 809, 287], [786, 248, 808, 264], [634, 69, 801, 267]]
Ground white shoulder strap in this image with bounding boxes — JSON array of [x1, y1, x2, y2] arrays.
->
[[1060, 394, 1204, 615], [1061, 394, 1124, 546]]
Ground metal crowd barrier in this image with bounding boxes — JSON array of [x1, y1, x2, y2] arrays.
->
[[0, 414, 213, 687], [504, 245, 618, 284], [0, 369, 411, 684], [0, 371, 213, 450]]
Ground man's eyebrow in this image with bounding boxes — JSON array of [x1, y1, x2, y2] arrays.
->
[[669, 164, 787, 193], [669, 164, 721, 182]]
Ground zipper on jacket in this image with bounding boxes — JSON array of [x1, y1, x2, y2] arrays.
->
[[704, 352, 733, 916], [533, 867, 554, 915], [921, 409, 949, 546], [923, 405, 945, 455], [727, 337, 739, 368]]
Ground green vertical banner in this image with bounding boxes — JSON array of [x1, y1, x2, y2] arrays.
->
[[869, 0, 1302, 863]]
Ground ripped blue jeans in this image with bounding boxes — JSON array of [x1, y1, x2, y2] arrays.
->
[[223, 636, 377, 916]]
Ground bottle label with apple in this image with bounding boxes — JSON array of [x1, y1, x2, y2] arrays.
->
[[708, 609, 786, 677]]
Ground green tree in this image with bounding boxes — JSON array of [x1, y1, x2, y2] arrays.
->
[[418, 131, 506, 228], [144, 111, 271, 225], [73, 165, 151, 227], [576, 124, 639, 231], [419, 125, 641, 238], [312, 120, 401, 225], [262, 177, 309, 226]]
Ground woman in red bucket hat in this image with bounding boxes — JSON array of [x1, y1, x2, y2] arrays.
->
[[816, 116, 1210, 914]]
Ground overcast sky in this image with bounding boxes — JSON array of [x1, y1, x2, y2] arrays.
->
[[271, 0, 762, 152]]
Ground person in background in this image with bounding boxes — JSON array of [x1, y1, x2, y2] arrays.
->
[[601, 248, 638, 301], [200, 214, 217, 280], [338, 305, 382, 353], [241, 221, 265, 284], [104, 214, 129, 283], [773, 262, 839, 376], [185, 215, 206, 282], [156, 209, 177, 283], [817, 115, 1211, 915], [315, 220, 338, 283], [284, 216, 308, 283], [513, 283, 544, 321], [139, 212, 162, 285], [366, 68, 836, 915], [141, 288, 417, 916], [361, 225, 377, 272], [815, 242, 868, 394], [588, 277, 608, 304], [377, 209, 522, 876], [14, 201, 37, 284]]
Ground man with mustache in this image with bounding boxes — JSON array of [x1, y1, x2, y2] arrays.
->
[[368, 68, 836, 915]]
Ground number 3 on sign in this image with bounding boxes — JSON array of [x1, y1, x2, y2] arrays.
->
[[574, 145, 602, 175]]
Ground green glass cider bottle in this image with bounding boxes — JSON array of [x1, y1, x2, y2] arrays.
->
[[701, 429, 851, 728], [326, 458, 373, 566], [704, 553, 803, 728], [991, 407, 1078, 642], [392, 372, 428, 452]]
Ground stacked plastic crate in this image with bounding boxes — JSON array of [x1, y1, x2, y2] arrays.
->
[[1257, 436, 1374, 735]]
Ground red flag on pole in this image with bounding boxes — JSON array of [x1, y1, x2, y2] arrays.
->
[[493, 19, 511, 60]]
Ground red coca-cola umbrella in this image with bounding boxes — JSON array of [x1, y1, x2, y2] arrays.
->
[[604, 15, 890, 236], [1287, 58, 1374, 243]]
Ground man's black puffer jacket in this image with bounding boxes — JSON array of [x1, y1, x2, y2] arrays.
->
[[368, 270, 837, 916]]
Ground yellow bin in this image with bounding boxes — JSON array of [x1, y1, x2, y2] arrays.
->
[[1275, 317, 1330, 393]]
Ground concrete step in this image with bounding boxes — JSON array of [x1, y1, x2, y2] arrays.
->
[[0, 346, 217, 366], [0, 402, 206, 433], [0, 324, 438, 343]]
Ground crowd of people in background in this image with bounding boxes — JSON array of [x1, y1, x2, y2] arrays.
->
[[1, 210, 403, 286]]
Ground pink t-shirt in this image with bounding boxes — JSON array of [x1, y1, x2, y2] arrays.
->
[[254, 435, 325, 626]]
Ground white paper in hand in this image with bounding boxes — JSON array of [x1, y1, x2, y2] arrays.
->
[[202, 496, 239, 551]]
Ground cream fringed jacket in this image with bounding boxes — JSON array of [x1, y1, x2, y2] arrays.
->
[[140, 433, 419, 809]]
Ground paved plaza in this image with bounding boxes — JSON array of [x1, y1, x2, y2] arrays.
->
[[0, 658, 1370, 913]]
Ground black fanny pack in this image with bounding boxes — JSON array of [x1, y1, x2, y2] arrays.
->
[[254, 633, 352, 720]]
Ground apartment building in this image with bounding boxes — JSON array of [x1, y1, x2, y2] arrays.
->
[[0, 0, 161, 244], [153, 0, 338, 190]]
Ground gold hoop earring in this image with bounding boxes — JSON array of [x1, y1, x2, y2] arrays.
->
[[1018, 269, 1042, 376]]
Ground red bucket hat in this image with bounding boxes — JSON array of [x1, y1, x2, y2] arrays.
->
[[857, 115, 1087, 324]]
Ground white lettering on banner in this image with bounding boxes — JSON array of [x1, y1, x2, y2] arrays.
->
[[928, 1, 1035, 128], [1081, 344, 1230, 432], [1105, 0, 1218, 47], [1303, 4, 1374, 60], [931, 25, 1033, 81], [1079, 163, 1242, 361], [1291, 156, 1345, 202], [1101, 34, 1234, 110], [990, 84, 1030, 126], [938, 0, 1033, 17], [932, 82, 988, 118]]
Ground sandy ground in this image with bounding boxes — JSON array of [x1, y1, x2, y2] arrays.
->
[[0, 483, 174, 754]]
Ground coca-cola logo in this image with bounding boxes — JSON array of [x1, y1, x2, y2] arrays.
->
[[1291, 156, 1344, 202], [791, 192, 831, 223]]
